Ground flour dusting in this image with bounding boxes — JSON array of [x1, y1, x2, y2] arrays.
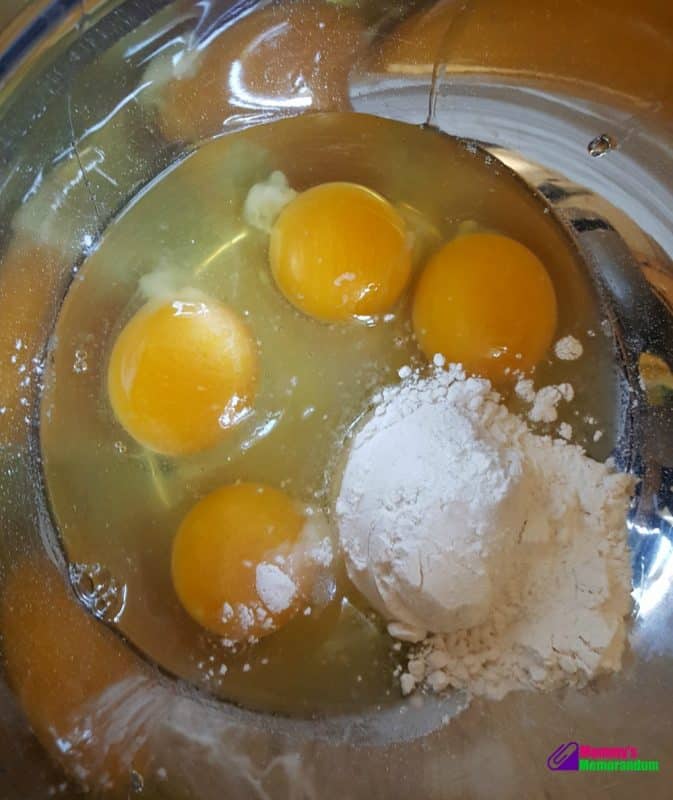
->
[[555, 334, 584, 361], [255, 563, 297, 614], [335, 363, 633, 701], [516, 377, 574, 423]]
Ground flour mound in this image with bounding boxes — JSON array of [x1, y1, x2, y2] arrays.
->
[[336, 365, 528, 633], [335, 363, 633, 700]]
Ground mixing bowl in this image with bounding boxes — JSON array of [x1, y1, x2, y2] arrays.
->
[[1, 1, 672, 797]]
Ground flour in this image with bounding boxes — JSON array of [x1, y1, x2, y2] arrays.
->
[[557, 421, 573, 440], [515, 377, 574, 424], [212, 509, 334, 642], [555, 334, 584, 361], [514, 378, 536, 403], [255, 563, 297, 613], [336, 364, 529, 634], [335, 364, 633, 701], [307, 538, 334, 567]]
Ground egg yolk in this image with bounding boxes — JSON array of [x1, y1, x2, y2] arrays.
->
[[412, 233, 557, 380], [269, 182, 412, 322], [107, 295, 257, 456], [172, 483, 309, 640]]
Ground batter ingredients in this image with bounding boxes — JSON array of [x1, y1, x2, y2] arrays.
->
[[335, 362, 529, 634], [514, 377, 574, 424], [335, 363, 633, 700], [554, 334, 584, 361]]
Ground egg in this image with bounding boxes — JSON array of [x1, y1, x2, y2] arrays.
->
[[269, 182, 412, 322], [412, 233, 557, 380], [172, 483, 314, 640], [107, 293, 257, 456]]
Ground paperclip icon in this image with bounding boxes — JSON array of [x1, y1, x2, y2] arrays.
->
[[547, 741, 579, 771]]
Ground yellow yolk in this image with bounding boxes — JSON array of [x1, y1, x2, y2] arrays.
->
[[269, 182, 412, 322], [412, 233, 557, 380], [172, 483, 309, 640], [107, 295, 257, 456]]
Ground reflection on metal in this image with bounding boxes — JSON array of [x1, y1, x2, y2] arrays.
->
[[587, 132, 617, 158], [639, 352, 673, 406], [632, 535, 673, 618], [228, 58, 313, 111], [69, 561, 128, 624]]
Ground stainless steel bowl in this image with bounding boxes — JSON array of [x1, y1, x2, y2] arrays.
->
[[1, 2, 672, 797]]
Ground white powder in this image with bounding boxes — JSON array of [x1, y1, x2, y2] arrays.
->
[[335, 364, 633, 701], [514, 378, 536, 403], [255, 563, 297, 614], [516, 378, 574, 424], [250, 511, 333, 620], [558, 422, 573, 440], [528, 383, 573, 423], [307, 538, 334, 567], [236, 603, 255, 632], [555, 335, 584, 361], [337, 365, 529, 634]]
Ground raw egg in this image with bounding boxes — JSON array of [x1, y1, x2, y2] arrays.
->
[[172, 483, 312, 640], [107, 294, 257, 456], [412, 233, 557, 380], [269, 182, 412, 321]]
